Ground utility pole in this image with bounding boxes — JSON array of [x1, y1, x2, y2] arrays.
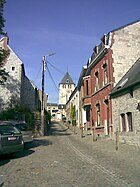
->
[[40, 53, 55, 136], [41, 56, 46, 136]]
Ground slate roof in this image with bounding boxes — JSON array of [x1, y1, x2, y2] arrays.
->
[[77, 66, 87, 90], [60, 72, 74, 85], [110, 19, 140, 33], [111, 58, 140, 97]]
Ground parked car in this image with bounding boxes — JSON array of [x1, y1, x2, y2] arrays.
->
[[0, 121, 24, 155], [12, 121, 34, 143]]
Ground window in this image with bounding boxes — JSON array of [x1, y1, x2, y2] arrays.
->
[[96, 104, 100, 126], [121, 113, 126, 132], [12, 67, 15, 71], [101, 34, 108, 45], [66, 79, 69, 83], [86, 80, 89, 95], [126, 112, 133, 132], [95, 71, 99, 91], [94, 46, 98, 54], [117, 78, 128, 89], [103, 63, 108, 85]]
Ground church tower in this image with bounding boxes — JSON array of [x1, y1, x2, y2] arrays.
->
[[59, 72, 75, 105]]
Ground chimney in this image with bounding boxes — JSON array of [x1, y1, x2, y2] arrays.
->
[[3, 32, 9, 48]]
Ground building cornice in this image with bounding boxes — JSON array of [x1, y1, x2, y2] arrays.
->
[[86, 47, 108, 75]]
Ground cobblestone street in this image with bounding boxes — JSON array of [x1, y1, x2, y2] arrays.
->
[[0, 121, 140, 187]]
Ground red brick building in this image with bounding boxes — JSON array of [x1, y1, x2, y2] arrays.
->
[[83, 20, 140, 138]]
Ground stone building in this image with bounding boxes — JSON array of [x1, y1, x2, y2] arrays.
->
[[0, 35, 45, 113], [0, 35, 25, 111], [59, 72, 75, 105], [111, 58, 140, 146], [77, 66, 87, 128], [21, 78, 48, 112], [47, 103, 61, 120], [66, 86, 79, 126], [58, 72, 75, 119], [82, 20, 140, 138]]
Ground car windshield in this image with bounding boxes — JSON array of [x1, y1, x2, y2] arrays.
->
[[15, 123, 28, 131], [0, 125, 21, 135]]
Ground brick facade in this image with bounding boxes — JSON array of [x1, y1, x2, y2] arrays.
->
[[82, 20, 140, 138]]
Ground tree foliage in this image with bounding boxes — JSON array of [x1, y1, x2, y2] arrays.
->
[[0, 0, 5, 35], [70, 104, 76, 126], [0, 1, 10, 84], [0, 105, 34, 130], [0, 0, 6, 64]]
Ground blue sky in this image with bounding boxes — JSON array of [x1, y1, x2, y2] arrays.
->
[[4, 0, 140, 103]]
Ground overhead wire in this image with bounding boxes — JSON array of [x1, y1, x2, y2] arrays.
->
[[32, 63, 42, 89], [45, 62, 67, 100], [47, 60, 65, 75], [45, 64, 59, 94]]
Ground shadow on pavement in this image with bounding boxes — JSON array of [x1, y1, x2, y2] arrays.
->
[[0, 138, 52, 165], [47, 122, 72, 137], [0, 149, 35, 162], [24, 139, 52, 150], [0, 155, 10, 166]]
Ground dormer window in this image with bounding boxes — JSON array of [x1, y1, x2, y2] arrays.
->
[[87, 58, 91, 67], [101, 34, 108, 45], [91, 52, 95, 62], [117, 78, 128, 89], [94, 46, 98, 54], [66, 79, 69, 83]]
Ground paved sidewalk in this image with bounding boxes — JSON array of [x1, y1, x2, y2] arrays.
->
[[64, 122, 140, 149], [67, 123, 140, 154], [48, 122, 140, 186]]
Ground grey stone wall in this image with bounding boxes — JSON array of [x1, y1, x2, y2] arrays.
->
[[112, 87, 140, 146], [112, 21, 140, 86], [21, 76, 37, 112], [0, 37, 40, 113], [0, 46, 23, 111]]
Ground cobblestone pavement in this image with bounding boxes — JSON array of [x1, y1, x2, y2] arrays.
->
[[0, 121, 140, 187]]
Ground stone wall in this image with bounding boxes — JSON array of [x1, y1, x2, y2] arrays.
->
[[0, 45, 23, 111], [112, 21, 140, 86], [112, 87, 140, 146], [21, 76, 37, 111], [0, 36, 41, 113], [59, 83, 75, 105]]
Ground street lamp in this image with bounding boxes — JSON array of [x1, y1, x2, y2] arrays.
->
[[41, 53, 55, 136]]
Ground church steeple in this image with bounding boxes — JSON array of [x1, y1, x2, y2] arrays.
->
[[59, 72, 74, 85], [59, 72, 75, 105]]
